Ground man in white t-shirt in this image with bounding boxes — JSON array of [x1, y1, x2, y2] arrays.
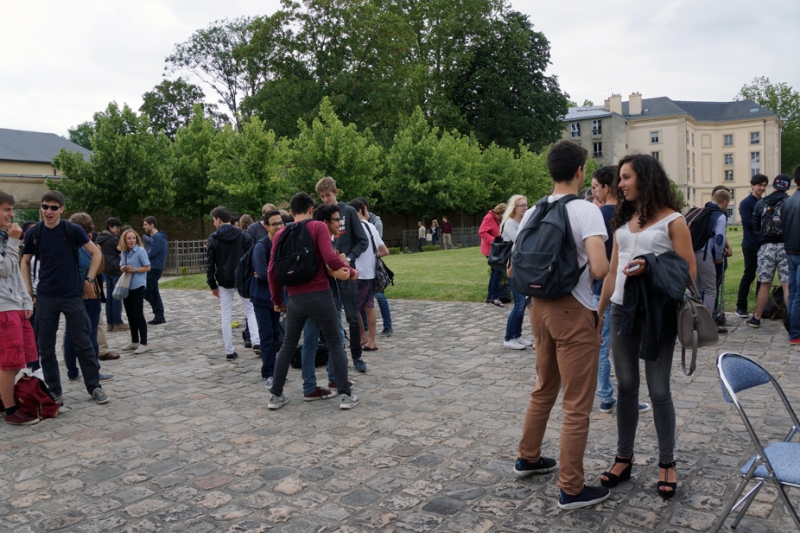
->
[[513, 140, 611, 510], [349, 200, 389, 351]]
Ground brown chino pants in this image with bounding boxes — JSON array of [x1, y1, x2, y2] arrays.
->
[[517, 294, 599, 495]]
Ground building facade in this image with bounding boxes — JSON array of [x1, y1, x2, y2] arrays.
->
[[0, 128, 91, 208], [561, 94, 782, 222]]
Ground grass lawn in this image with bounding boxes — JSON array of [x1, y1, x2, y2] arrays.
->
[[161, 228, 761, 311]]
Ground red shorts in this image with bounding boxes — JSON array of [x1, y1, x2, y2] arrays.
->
[[0, 310, 38, 371]]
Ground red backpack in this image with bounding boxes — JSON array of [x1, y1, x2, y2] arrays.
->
[[0, 376, 60, 419]]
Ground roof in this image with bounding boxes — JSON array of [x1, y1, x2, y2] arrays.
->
[[563, 97, 778, 123], [0, 128, 91, 164]]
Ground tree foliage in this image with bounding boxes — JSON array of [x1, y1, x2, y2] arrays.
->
[[67, 121, 94, 150], [140, 78, 227, 139], [736, 76, 800, 174], [52, 102, 174, 221]]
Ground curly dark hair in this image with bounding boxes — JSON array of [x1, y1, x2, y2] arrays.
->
[[611, 154, 682, 230]]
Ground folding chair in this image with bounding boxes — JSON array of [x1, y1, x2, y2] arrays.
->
[[713, 353, 800, 532]]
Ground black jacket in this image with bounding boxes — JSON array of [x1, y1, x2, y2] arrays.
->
[[96, 231, 121, 276], [620, 252, 689, 361], [782, 190, 800, 255], [206, 224, 252, 290]]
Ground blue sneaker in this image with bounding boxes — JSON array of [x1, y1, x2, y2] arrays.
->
[[638, 402, 651, 413], [599, 398, 616, 413], [354, 358, 367, 373], [513, 457, 557, 477], [558, 485, 611, 510]]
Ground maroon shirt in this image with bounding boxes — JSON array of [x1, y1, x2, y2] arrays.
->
[[268, 220, 354, 306], [442, 221, 453, 234]]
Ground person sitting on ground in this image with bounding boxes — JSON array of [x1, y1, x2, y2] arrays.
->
[[0, 191, 40, 425]]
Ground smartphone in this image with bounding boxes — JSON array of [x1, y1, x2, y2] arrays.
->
[[627, 262, 641, 273]]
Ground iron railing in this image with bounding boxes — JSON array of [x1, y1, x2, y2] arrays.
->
[[401, 226, 480, 252]]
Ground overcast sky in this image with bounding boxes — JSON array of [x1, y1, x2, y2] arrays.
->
[[2, 0, 798, 137]]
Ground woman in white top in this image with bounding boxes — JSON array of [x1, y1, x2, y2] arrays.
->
[[501, 195, 532, 350], [596, 154, 696, 499]]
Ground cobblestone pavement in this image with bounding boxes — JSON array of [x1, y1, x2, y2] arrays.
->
[[1, 290, 799, 533]]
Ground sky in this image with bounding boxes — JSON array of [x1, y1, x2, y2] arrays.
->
[[2, 0, 798, 137]]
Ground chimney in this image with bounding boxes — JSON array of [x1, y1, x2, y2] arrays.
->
[[608, 94, 622, 114], [629, 92, 642, 115], [603, 98, 610, 111]]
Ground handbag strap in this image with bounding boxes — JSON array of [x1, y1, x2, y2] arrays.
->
[[681, 330, 698, 376]]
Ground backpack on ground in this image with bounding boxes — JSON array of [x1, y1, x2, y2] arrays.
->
[[0, 375, 60, 420], [290, 342, 330, 369], [764, 285, 787, 320], [510, 195, 585, 300], [685, 207, 720, 252], [273, 220, 319, 287], [760, 196, 787, 239]]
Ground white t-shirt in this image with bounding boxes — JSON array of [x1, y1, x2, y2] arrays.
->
[[519, 194, 608, 310], [355, 221, 384, 280]]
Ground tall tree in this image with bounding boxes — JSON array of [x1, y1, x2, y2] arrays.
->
[[165, 17, 262, 128], [67, 121, 94, 150], [172, 106, 218, 237], [736, 76, 800, 174], [52, 102, 174, 221], [287, 97, 384, 201], [140, 78, 226, 139]]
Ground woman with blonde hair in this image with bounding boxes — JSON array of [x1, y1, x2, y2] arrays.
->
[[500, 195, 532, 349], [117, 229, 151, 354]]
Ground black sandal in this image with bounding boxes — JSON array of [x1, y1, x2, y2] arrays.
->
[[600, 455, 633, 488], [657, 461, 677, 499]]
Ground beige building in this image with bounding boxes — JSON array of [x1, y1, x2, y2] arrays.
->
[[0, 128, 91, 208], [561, 94, 782, 222]]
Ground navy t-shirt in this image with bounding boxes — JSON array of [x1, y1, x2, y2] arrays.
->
[[592, 204, 616, 296], [23, 221, 90, 298]]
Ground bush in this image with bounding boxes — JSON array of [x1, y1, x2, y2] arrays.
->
[[387, 247, 401, 255], [180, 266, 190, 276], [422, 245, 440, 252]]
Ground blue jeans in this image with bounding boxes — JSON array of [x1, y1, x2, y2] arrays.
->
[[504, 279, 526, 341], [301, 318, 338, 395], [592, 294, 614, 402], [143, 269, 164, 320], [253, 303, 281, 380], [64, 298, 101, 380], [788, 254, 800, 340], [487, 267, 502, 301], [105, 274, 123, 325]]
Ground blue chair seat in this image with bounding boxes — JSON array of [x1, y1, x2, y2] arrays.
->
[[740, 442, 800, 485]]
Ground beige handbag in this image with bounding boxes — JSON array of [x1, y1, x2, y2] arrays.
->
[[676, 278, 719, 375]]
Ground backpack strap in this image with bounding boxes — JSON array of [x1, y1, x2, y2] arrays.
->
[[33, 220, 80, 266], [362, 221, 378, 256]]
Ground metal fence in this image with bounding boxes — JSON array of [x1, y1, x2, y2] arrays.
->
[[401, 226, 480, 252], [164, 240, 207, 276]]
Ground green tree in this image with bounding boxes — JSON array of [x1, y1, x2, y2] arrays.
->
[[172, 106, 218, 237], [287, 97, 384, 200], [165, 17, 262, 128], [207, 117, 291, 215], [140, 78, 226, 139], [736, 76, 800, 174], [67, 121, 94, 150], [52, 102, 174, 221]]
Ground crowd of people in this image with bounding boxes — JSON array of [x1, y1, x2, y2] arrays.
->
[[2, 143, 799, 513]]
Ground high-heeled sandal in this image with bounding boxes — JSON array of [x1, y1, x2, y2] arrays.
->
[[600, 455, 634, 488], [657, 461, 677, 499]]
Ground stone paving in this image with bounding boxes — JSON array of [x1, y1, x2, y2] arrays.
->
[[1, 289, 799, 533]]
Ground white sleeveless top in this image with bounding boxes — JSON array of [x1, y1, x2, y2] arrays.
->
[[611, 212, 683, 305]]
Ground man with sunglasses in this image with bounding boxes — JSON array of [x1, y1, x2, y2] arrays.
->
[[20, 191, 109, 405]]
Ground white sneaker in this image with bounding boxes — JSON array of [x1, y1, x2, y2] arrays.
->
[[264, 377, 273, 389], [516, 336, 533, 347], [268, 394, 287, 410], [340, 393, 359, 409], [122, 342, 140, 351], [134, 344, 150, 354], [503, 339, 526, 350]]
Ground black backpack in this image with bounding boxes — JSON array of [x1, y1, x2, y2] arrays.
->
[[760, 196, 787, 239], [510, 195, 585, 300], [235, 236, 267, 298], [685, 207, 719, 252], [273, 220, 319, 287]]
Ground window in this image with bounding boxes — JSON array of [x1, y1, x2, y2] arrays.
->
[[724, 134, 733, 146], [651, 131, 659, 144], [691, 133, 694, 146], [592, 119, 602, 135], [750, 132, 760, 144], [751, 152, 760, 176], [651, 151, 660, 161], [593, 142, 602, 158], [724, 170, 734, 182], [571, 123, 580, 138], [726, 207, 734, 220], [692, 152, 695, 166], [724, 154, 733, 166], [730, 189, 735, 200]]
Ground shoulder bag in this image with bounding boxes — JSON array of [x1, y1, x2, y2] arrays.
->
[[112, 251, 132, 300], [488, 235, 513, 271], [676, 277, 718, 375], [364, 223, 394, 293]]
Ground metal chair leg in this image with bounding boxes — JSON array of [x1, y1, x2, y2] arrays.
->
[[712, 477, 753, 533], [731, 481, 763, 529]]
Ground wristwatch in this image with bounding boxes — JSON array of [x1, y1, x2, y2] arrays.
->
[[85, 277, 95, 283]]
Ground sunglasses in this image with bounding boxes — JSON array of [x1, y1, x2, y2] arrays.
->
[[41, 204, 60, 211]]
